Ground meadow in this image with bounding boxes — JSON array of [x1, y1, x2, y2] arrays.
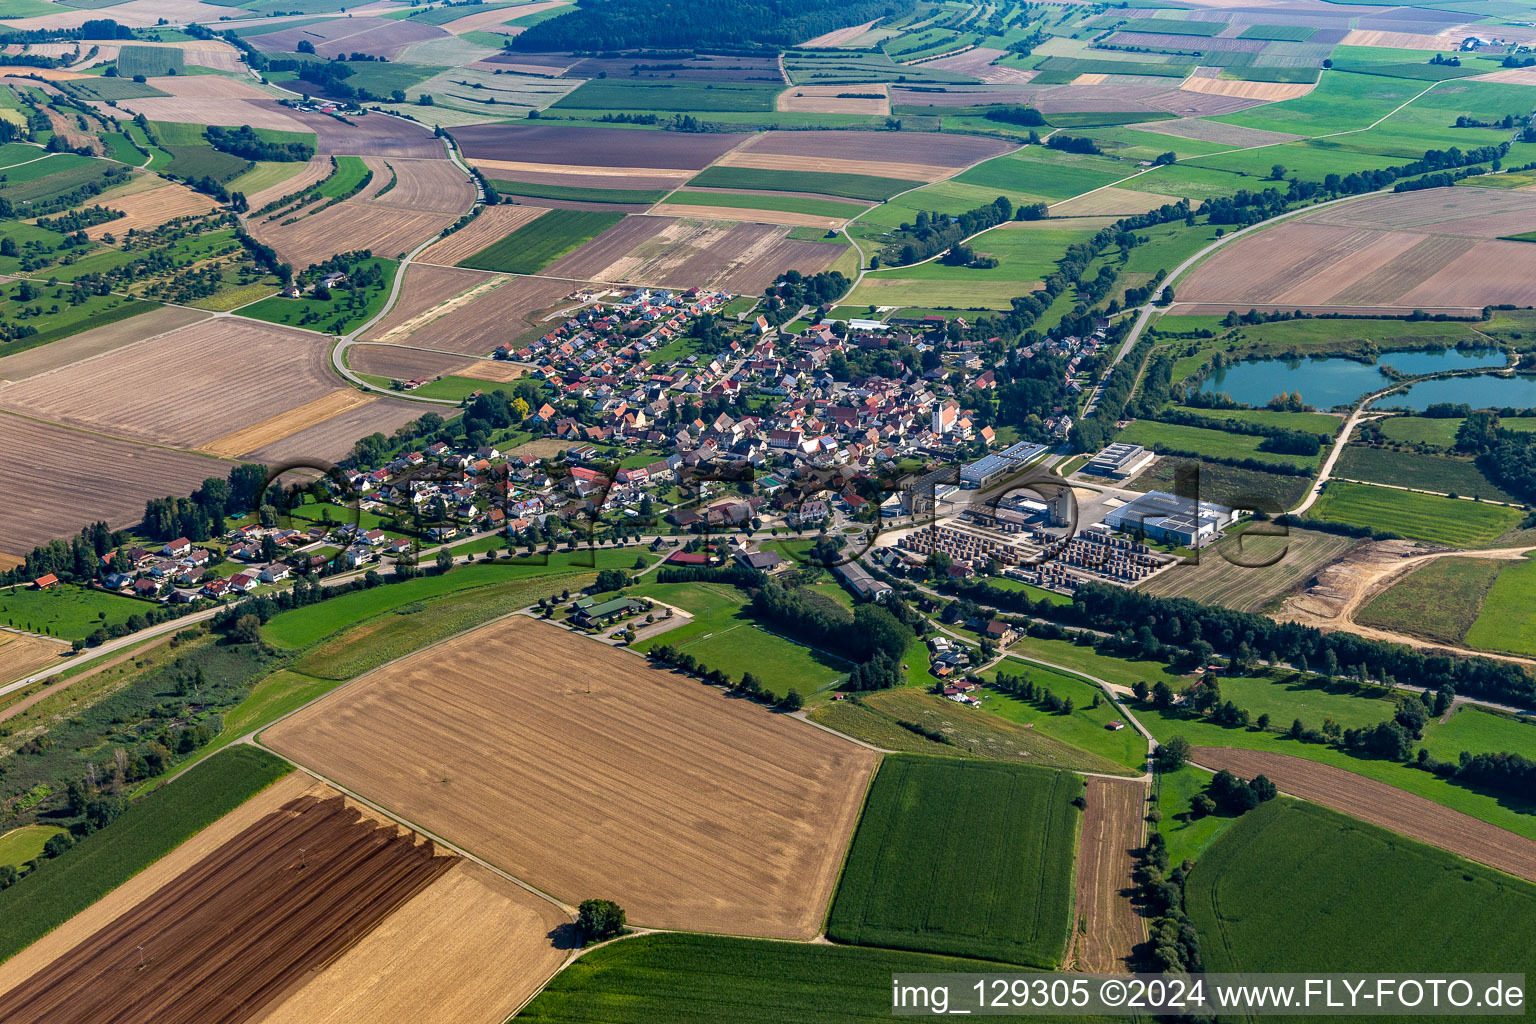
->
[[1213, 71, 1430, 137], [238, 257, 397, 335], [1334, 446, 1519, 502], [553, 79, 783, 113], [630, 580, 849, 697], [116, 44, 185, 78], [0, 582, 148, 642], [1116, 419, 1321, 471], [663, 189, 867, 220], [688, 166, 921, 202], [827, 755, 1080, 967], [488, 179, 668, 204], [316, 155, 370, 199], [457, 208, 624, 274], [1356, 556, 1503, 646], [1309, 481, 1522, 547], [1464, 555, 1536, 657], [0, 747, 290, 963], [0, 289, 157, 361], [1155, 765, 1238, 867], [955, 147, 1129, 202], [0, 824, 64, 869], [980, 657, 1146, 770], [1188, 799, 1536, 976]]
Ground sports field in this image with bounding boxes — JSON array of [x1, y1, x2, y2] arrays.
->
[[827, 756, 1080, 967], [457, 208, 624, 273], [1189, 799, 1536, 976], [1309, 481, 1522, 548]]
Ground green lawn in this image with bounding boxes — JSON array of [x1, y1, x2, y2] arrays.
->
[[237, 257, 397, 334], [630, 580, 849, 698], [1309, 481, 1522, 547], [0, 583, 149, 642], [1117, 418, 1322, 471], [981, 657, 1147, 770], [0, 747, 291, 963], [1189, 798, 1536, 976], [688, 165, 920, 202], [1464, 554, 1536, 657], [0, 824, 65, 869], [457, 208, 624, 274], [1013, 634, 1193, 692], [827, 755, 1080, 967]]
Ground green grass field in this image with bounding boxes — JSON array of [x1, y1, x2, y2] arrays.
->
[[1309, 481, 1522, 547], [237, 257, 397, 334], [457, 208, 624, 274], [552, 79, 783, 113], [226, 159, 309, 197], [954, 147, 1129, 202], [316, 154, 368, 199], [1237, 23, 1315, 41], [849, 225, 1098, 310], [1116, 419, 1321, 471], [1464, 554, 1536, 657], [980, 657, 1147, 770], [828, 755, 1080, 967], [0, 824, 65, 869], [519, 932, 1093, 1023], [1188, 798, 1536, 976], [0, 583, 151, 642], [115, 44, 185, 77], [0, 747, 290, 963], [630, 580, 849, 698], [1212, 72, 1434, 137], [1155, 765, 1238, 867], [1334, 445, 1519, 502], [489, 179, 668, 204], [1356, 556, 1502, 645], [163, 144, 250, 185], [688, 165, 920, 202]]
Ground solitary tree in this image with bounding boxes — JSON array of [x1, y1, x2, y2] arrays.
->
[[1156, 735, 1191, 772], [577, 898, 626, 944]]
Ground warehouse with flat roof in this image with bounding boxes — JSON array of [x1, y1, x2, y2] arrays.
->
[[1102, 490, 1234, 546], [1083, 442, 1153, 479], [960, 441, 1047, 488]]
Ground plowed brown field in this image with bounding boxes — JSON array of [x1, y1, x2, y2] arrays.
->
[[347, 343, 525, 384], [240, 396, 427, 463], [359, 264, 501, 342], [0, 793, 454, 1024], [416, 205, 548, 266], [0, 305, 208, 383], [198, 389, 376, 459], [778, 84, 889, 115], [264, 615, 880, 939], [372, 274, 582, 354], [1192, 747, 1536, 882], [1071, 777, 1145, 973], [0, 318, 333, 449]]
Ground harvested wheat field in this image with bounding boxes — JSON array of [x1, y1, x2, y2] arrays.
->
[[113, 95, 309, 133], [799, 19, 879, 48], [284, 108, 447, 159], [360, 264, 501, 342], [0, 413, 226, 550], [379, 274, 586, 354], [1472, 68, 1536, 87], [544, 215, 841, 292], [373, 158, 478, 215], [1179, 76, 1314, 101], [0, 318, 333, 449], [241, 396, 427, 464], [0, 304, 206, 383], [0, 793, 454, 1024], [244, 155, 331, 210], [736, 130, 1010, 173], [256, 860, 568, 1024], [416, 205, 547, 266], [1071, 777, 1145, 974], [1341, 28, 1468, 50], [347, 343, 525, 384], [0, 631, 68, 684], [86, 180, 215, 238], [1132, 116, 1300, 146], [265, 615, 880, 939], [198, 389, 376, 459], [1307, 186, 1536, 237], [1398, 241, 1536, 307], [142, 74, 274, 101], [777, 84, 889, 115], [115, 40, 243, 72], [649, 202, 848, 229], [441, 0, 568, 34], [1051, 186, 1181, 216], [1192, 747, 1536, 883]]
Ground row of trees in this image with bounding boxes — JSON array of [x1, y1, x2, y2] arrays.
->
[[646, 643, 804, 710]]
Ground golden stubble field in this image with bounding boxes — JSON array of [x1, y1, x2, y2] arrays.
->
[[264, 615, 880, 938]]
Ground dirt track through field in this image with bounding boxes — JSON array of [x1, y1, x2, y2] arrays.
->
[[1192, 747, 1536, 882], [0, 793, 454, 1024], [264, 615, 879, 939], [1071, 777, 1145, 973]]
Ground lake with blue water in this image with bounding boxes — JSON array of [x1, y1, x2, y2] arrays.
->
[[1385, 373, 1536, 412], [1197, 348, 1509, 409]]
